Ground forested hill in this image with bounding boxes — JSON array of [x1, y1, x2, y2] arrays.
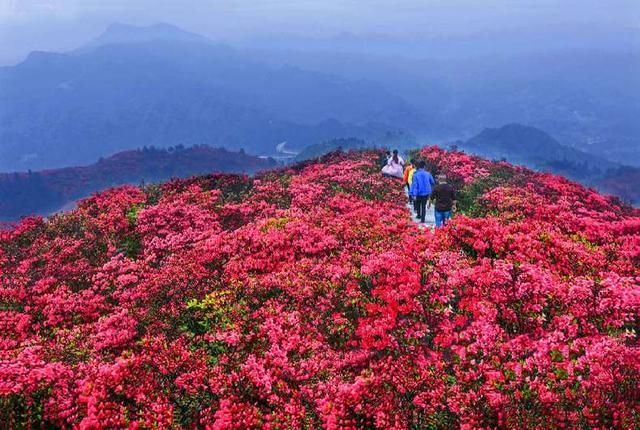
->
[[1, 146, 638, 428], [0, 145, 276, 221], [454, 124, 640, 205]]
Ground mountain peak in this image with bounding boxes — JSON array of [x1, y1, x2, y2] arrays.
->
[[103, 22, 191, 36], [474, 123, 559, 149], [79, 22, 209, 52], [482, 122, 554, 137]]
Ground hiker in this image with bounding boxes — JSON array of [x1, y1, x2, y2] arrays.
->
[[403, 159, 414, 193], [379, 150, 391, 169], [409, 160, 435, 223], [392, 149, 405, 166], [430, 174, 456, 227], [409, 159, 422, 211], [381, 150, 404, 178]]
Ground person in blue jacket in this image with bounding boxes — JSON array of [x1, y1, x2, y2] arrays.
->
[[409, 160, 435, 223]]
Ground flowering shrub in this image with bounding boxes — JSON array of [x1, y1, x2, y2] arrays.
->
[[1, 148, 638, 428]]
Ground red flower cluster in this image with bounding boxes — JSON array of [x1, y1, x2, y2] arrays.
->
[[1, 148, 638, 428]]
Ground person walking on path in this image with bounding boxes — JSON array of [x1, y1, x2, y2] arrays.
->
[[409, 160, 435, 223], [407, 161, 418, 209], [403, 159, 414, 193], [430, 174, 457, 227], [381, 150, 404, 178]]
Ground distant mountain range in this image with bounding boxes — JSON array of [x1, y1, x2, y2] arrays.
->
[[251, 45, 640, 166], [1, 22, 637, 201], [0, 23, 419, 171], [2, 124, 637, 222], [0, 145, 276, 221], [451, 124, 640, 204]]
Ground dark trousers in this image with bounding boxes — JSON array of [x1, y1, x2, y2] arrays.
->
[[415, 195, 429, 222]]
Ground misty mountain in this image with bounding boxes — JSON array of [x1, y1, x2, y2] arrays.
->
[[3, 21, 638, 177], [77, 22, 210, 53], [454, 123, 640, 204], [250, 47, 640, 166], [244, 25, 640, 60], [459, 124, 615, 173], [0, 145, 276, 221], [0, 23, 422, 171]]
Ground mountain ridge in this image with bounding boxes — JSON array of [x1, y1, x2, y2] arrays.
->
[[453, 123, 639, 204], [0, 25, 420, 171], [77, 22, 211, 53], [0, 145, 277, 221]]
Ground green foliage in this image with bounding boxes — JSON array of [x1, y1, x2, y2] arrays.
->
[[179, 291, 247, 365], [549, 349, 564, 362], [410, 409, 458, 429], [126, 204, 144, 226], [118, 235, 142, 259], [173, 390, 218, 428], [143, 184, 163, 206], [261, 216, 291, 232], [219, 181, 253, 204], [0, 392, 53, 430], [183, 292, 236, 335], [115, 203, 145, 259], [456, 167, 515, 217]]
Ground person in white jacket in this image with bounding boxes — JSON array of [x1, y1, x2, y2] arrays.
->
[[381, 150, 404, 178]]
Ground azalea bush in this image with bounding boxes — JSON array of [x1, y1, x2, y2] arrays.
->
[[0, 147, 638, 429]]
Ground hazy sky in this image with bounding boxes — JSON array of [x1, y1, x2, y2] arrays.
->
[[1, 0, 639, 65]]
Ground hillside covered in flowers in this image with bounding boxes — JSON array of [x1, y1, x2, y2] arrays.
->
[[1, 146, 639, 429]]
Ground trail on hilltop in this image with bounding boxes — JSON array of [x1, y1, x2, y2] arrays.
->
[[1, 148, 638, 428]]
